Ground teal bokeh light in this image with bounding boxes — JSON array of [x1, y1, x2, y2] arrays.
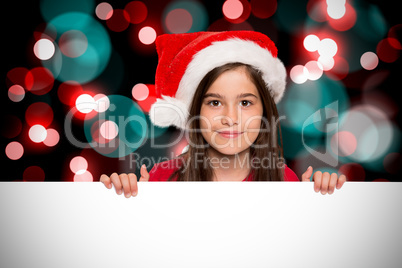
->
[[43, 12, 111, 84], [278, 75, 349, 137], [326, 110, 401, 172], [40, 0, 95, 22], [353, 1, 388, 42], [275, 0, 307, 34], [162, 0, 208, 33], [142, 113, 169, 140], [84, 95, 148, 158]]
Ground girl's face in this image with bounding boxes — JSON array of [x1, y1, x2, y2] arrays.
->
[[199, 66, 264, 156]]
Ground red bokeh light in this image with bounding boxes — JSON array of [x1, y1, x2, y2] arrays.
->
[[106, 9, 130, 32], [134, 84, 156, 113], [58, 81, 84, 106], [6, 67, 31, 89], [223, 0, 243, 20], [250, 0, 277, 19], [25, 67, 54, 95], [70, 148, 121, 182], [70, 156, 88, 174], [339, 163, 366, 182], [372, 178, 390, 182], [376, 38, 400, 63], [383, 152, 402, 174], [33, 22, 57, 42], [165, 8, 193, 34], [100, 120, 119, 140], [25, 102, 54, 127], [132, 83, 149, 101], [326, 55, 349, 80], [208, 18, 254, 31], [23, 166, 45, 182], [8, 85, 25, 102], [327, 3, 356, 32], [388, 24, 402, 50], [43, 128, 60, 147], [74, 170, 93, 182], [223, 0, 251, 24], [91, 120, 115, 146], [5, 141, 24, 160], [331, 130, 357, 157], [96, 2, 113, 20], [125, 1, 148, 24], [307, 0, 327, 22]]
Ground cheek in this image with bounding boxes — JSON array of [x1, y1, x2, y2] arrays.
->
[[244, 113, 262, 131], [245, 121, 261, 140], [199, 109, 211, 130]]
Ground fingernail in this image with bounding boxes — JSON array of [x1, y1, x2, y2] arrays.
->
[[125, 193, 131, 198], [141, 164, 145, 169], [308, 166, 312, 170], [132, 191, 137, 197]]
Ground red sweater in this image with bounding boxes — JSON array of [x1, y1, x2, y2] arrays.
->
[[148, 157, 300, 182]]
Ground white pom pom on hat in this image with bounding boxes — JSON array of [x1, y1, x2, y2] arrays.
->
[[149, 31, 287, 131]]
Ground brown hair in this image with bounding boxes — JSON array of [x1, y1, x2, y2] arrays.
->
[[167, 62, 285, 181]]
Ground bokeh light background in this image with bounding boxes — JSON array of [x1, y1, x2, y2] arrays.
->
[[2, 0, 401, 182]]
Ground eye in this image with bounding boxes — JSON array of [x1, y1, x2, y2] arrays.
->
[[240, 100, 252, 107], [207, 100, 221, 107]]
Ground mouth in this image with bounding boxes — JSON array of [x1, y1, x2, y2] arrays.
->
[[217, 131, 244, 138]]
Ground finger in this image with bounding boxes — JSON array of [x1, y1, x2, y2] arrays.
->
[[100, 174, 112, 189], [119, 173, 131, 198], [328, 173, 338, 195], [128, 173, 138, 197], [110, 173, 122, 195], [320, 172, 330, 195], [301, 166, 313, 182], [313, 171, 322, 193], [336, 174, 347, 189], [139, 164, 150, 182]]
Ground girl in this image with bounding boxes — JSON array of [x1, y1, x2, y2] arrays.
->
[[100, 31, 346, 197]]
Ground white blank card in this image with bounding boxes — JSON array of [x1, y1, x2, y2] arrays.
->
[[0, 182, 401, 268]]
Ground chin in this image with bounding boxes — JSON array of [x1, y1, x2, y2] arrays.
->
[[210, 145, 249, 157]]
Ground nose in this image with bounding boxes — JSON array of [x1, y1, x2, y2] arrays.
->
[[221, 105, 239, 126]]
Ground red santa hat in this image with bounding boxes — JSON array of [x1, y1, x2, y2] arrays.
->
[[149, 31, 286, 130]]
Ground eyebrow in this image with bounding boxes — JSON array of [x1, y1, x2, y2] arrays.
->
[[203, 93, 258, 99]]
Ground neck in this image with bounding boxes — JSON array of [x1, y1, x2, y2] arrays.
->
[[207, 148, 252, 181]]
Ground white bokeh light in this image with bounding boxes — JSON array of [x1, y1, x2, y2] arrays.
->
[[33, 39, 55, 60], [76, 94, 96, 114], [94, 94, 110, 113], [318, 38, 338, 58], [100, 120, 119, 140], [290, 65, 309, 84], [29, 124, 47, 143], [303, 34, 320, 52]]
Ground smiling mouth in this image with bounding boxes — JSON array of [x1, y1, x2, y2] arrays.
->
[[217, 131, 244, 138]]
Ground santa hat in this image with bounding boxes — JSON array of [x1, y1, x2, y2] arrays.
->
[[149, 31, 286, 131]]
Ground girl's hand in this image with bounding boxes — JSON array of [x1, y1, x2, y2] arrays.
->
[[301, 166, 347, 195], [100, 164, 150, 198]]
